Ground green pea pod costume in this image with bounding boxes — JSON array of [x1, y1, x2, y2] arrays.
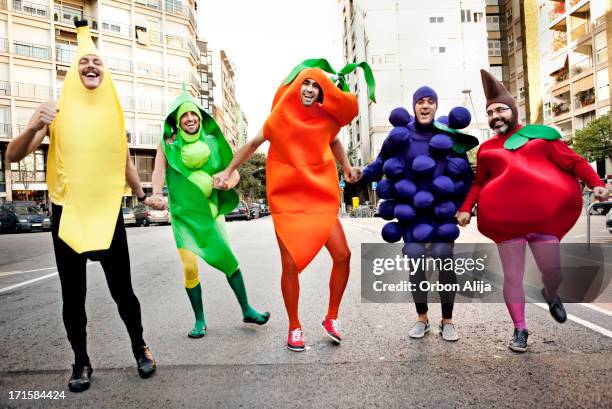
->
[[162, 85, 239, 275]]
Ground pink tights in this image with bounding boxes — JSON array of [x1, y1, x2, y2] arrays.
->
[[497, 233, 561, 329]]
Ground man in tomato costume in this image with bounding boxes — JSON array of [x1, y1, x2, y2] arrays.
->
[[457, 70, 609, 352]]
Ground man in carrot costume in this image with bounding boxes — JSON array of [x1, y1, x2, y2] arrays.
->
[[214, 59, 375, 351]]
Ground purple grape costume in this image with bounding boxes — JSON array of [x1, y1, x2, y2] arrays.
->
[[362, 86, 479, 318]]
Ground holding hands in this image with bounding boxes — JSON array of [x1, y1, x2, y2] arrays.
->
[[213, 169, 240, 191], [593, 186, 610, 202], [344, 166, 363, 184], [145, 194, 167, 210]]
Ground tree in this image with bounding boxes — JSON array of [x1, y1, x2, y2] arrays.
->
[[236, 152, 266, 203], [572, 114, 612, 163]]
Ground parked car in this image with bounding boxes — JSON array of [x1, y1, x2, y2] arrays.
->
[[249, 204, 261, 219], [0, 201, 51, 233], [122, 207, 136, 226], [606, 208, 612, 233], [226, 201, 251, 221], [259, 204, 270, 216], [589, 200, 612, 215], [132, 204, 170, 226]]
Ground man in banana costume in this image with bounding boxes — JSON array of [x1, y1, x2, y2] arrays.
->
[[6, 21, 156, 392], [149, 86, 270, 338]]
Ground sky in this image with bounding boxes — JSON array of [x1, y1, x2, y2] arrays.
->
[[198, 0, 344, 136]]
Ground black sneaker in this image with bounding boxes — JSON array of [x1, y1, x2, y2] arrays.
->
[[134, 346, 156, 378], [509, 329, 529, 353], [541, 288, 567, 323], [68, 364, 93, 393]]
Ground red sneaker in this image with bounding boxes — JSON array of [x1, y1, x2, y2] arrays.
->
[[322, 318, 342, 344], [287, 327, 305, 352]]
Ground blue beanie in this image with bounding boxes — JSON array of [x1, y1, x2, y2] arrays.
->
[[413, 86, 438, 109]]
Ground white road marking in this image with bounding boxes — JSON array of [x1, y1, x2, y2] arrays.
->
[[0, 266, 58, 277], [0, 272, 58, 294], [533, 303, 612, 339]]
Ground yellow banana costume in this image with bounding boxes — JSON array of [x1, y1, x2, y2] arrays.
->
[[47, 23, 127, 253]]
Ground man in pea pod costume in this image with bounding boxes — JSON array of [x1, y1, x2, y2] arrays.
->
[[150, 85, 270, 338], [361, 86, 479, 342], [457, 70, 608, 352], [214, 59, 374, 351]]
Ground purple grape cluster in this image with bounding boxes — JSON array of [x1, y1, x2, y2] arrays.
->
[[378, 106, 472, 254]]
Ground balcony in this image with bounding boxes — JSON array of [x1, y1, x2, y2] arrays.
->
[[551, 102, 571, 117], [137, 132, 158, 146], [549, 3, 565, 23], [167, 68, 199, 90], [13, 82, 53, 100], [12, 0, 49, 18], [164, 0, 196, 28], [106, 56, 133, 73], [53, 7, 98, 30], [138, 99, 164, 113], [571, 22, 591, 43], [101, 20, 131, 38], [56, 45, 76, 64], [0, 123, 11, 139], [120, 96, 135, 110], [136, 62, 163, 79], [553, 31, 567, 53], [0, 81, 9, 95], [13, 41, 51, 60], [572, 57, 593, 76], [0, 38, 8, 53], [148, 30, 163, 45], [574, 87, 595, 109], [135, 0, 161, 10]]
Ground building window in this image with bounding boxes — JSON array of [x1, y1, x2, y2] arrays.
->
[[431, 46, 446, 54], [486, 15, 500, 31], [384, 54, 396, 64], [0, 148, 4, 193], [474, 12, 483, 23], [10, 149, 45, 183], [461, 9, 471, 22], [429, 16, 444, 23], [488, 40, 501, 56]]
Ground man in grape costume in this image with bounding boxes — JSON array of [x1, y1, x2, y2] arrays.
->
[[150, 86, 270, 338], [457, 70, 608, 352], [362, 86, 478, 341]]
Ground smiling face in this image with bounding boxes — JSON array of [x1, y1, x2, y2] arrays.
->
[[179, 111, 200, 134], [300, 78, 321, 106], [78, 54, 105, 90], [414, 96, 437, 126], [486, 102, 514, 134]]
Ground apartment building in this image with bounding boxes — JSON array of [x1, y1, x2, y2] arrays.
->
[[0, 0, 200, 204]]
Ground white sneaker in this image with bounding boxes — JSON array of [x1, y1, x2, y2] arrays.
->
[[408, 320, 430, 339], [439, 322, 459, 342]]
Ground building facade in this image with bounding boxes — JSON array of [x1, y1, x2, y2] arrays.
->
[[339, 0, 491, 203], [0, 0, 200, 205]]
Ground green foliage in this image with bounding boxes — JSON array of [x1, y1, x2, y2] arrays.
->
[[236, 152, 267, 201], [572, 114, 612, 162]]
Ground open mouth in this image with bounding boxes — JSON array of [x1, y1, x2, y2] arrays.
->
[[84, 71, 99, 78]]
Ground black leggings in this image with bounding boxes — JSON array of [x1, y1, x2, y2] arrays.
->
[[51, 204, 145, 365], [409, 249, 457, 320]]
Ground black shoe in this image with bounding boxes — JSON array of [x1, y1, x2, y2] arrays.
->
[[134, 346, 156, 378], [541, 288, 567, 323], [509, 329, 529, 353], [68, 364, 93, 393]]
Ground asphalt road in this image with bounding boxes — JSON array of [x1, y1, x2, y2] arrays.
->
[[0, 216, 611, 408]]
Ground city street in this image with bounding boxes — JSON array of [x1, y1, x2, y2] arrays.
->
[[1, 216, 612, 408]]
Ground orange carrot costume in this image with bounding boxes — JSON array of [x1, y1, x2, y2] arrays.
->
[[263, 60, 374, 272]]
